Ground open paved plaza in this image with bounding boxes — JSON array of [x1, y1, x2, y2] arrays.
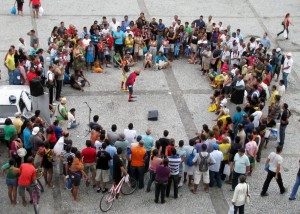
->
[[0, 0, 300, 213]]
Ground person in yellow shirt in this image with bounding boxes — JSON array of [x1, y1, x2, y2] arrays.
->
[[125, 34, 134, 55], [269, 85, 279, 112], [4, 48, 15, 85], [12, 113, 23, 135], [219, 137, 231, 180]]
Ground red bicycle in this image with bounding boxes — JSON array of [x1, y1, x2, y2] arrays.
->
[[100, 175, 137, 212]]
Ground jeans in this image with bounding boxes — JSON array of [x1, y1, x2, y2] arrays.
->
[[232, 171, 244, 190], [127, 84, 133, 95], [68, 123, 78, 129], [261, 170, 285, 195], [282, 72, 289, 88], [115, 44, 124, 58], [48, 85, 54, 104], [130, 166, 145, 189], [290, 175, 300, 199], [144, 151, 151, 173], [279, 124, 287, 146], [166, 174, 178, 198], [8, 70, 14, 85], [234, 205, 244, 214], [155, 181, 167, 202], [146, 170, 155, 192], [209, 170, 222, 188]]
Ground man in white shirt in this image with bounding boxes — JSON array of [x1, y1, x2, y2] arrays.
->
[[109, 18, 120, 34], [282, 52, 293, 88], [124, 123, 137, 147], [68, 108, 79, 129], [235, 75, 245, 88], [209, 143, 224, 188], [261, 146, 286, 196]]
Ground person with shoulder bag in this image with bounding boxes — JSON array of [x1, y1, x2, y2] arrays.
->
[[46, 65, 55, 104], [232, 175, 250, 214]]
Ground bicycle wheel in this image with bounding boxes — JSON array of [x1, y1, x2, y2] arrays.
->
[[121, 177, 137, 195], [37, 179, 44, 193], [99, 192, 114, 212]]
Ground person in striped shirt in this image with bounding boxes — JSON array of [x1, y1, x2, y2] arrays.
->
[[166, 148, 182, 199]]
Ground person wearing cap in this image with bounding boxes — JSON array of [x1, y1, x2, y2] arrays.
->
[[209, 143, 224, 188], [282, 52, 293, 88], [231, 147, 250, 190], [125, 27, 134, 38], [126, 68, 142, 102], [127, 138, 146, 189], [12, 112, 23, 136], [275, 47, 284, 82], [55, 97, 68, 132]]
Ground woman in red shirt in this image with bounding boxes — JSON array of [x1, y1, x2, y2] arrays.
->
[[29, 0, 41, 19], [277, 13, 293, 40]]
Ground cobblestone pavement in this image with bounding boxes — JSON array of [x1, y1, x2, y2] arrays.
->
[[1, 0, 300, 213]]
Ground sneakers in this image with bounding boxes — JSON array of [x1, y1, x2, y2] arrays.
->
[[97, 188, 101, 193], [261, 193, 269, 197], [289, 197, 296, 200], [102, 188, 109, 193], [128, 99, 136, 102]]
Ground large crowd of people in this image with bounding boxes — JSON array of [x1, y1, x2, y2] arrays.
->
[[2, 7, 300, 214]]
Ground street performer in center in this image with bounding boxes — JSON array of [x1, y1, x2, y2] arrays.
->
[[126, 68, 142, 102]]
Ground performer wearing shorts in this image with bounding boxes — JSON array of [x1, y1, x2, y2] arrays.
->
[[126, 68, 142, 102]]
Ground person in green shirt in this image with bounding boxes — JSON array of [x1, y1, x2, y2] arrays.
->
[[55, 97, 68, 132], [113, 51, 122, 68], [184, 22, 192, 36], [4, 118, 17, 156]]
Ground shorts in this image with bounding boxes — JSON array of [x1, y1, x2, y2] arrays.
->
[[134, 44, 140, 53], [105, 55, 111, 61], [98, 52, 105, 61], [169, 44, 175, 52], [249, 156, 256, 167], [84, 163, 96, 175], [6, 178, 18, 186], [95, 169, 110, 183], [190, 43, 197, 53], [5, 140, 10, 148], [184, 164, 194, 175], [69, 171, 82, 186], [194, 170, 209, 184], [18, 185, 30, 197], [32, 4, 39, 9], [18, 5, 23, 11]]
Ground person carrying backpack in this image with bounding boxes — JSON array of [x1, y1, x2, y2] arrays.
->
[[191, 144, 215, 193]]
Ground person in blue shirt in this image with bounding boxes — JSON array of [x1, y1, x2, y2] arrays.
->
[[120, 21, 127, 32], [12, 62, 22, 85], [105, 139, 117, 176], [193, 15, 205, 29], [232, 106, 246, 136], [123, 15, 131, 27], [23, 122, 32, 162], [113, 26, 125, 58], [141, 129, 154, 172], [157, 19, 165, 32], [155, 51, 170, 70], [260, 32, 271, 50]]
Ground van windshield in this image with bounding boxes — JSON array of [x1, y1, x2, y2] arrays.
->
[[0, 105, 18, 118]]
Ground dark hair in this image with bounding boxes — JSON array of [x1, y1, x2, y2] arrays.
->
[[117, 147, 122, 155], [65, 145, 72, 152], [163, 130, 169, 137], [283, 103, 288, 109], [93, 115, 99, 122], [86, 140, 92, 147], [128, 123, 133, 129], [104, 139, 110, 146], [276, 146, 283, 153], [102, 143, 107, 150], [155, 140, 161, 150], [67, 155, 74, 167], [169, 138, 175, 146], [70, 108, 75, 113], [100, 134, 105, 141], [75, 151, 81, 159], [53, 120, 59, 126], [249, 115, 255, 122], [35, 110, 41, 117], [235, 136, 241, 144], [201, 143, 207, 151], [247, 134, 253, 140], [171, 148, 177, 155], [236, 106, 242, 112], [111, 124, 117, 132], [71, 147, 78, 154], [151, 149, 158, 160], [9, 159, 15, 166], [4, 118, 12, 126], [179, 140, 184, 147], [239, 175, 246, 183], [189, 139, 195, 146], [44, 141, 50, 149], [202, 124, 209, 132]]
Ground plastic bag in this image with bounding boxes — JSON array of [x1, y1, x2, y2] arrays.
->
[[66, 178, 72, 190], [11, 6, 17, 15], [283, 29, 287, 39], [269, 129, 278, 143], [53, 137, 64, 154], [223, 164, 231, 176], [17, 148, 27, 158], [38, 6, 44, 16], [228, 205, 234, 214]]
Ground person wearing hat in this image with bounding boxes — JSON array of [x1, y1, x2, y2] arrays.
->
[[209, 143, 224, 188], [127, 138, 146, 189], [231, 147, 250, 190], [282, 52, 293, 88], [30, 126, 43, 157], [12, 112, 23, 136], [54, 97, 68, 132], [126, 68, 142, 102], [125, 27, 134, 38]]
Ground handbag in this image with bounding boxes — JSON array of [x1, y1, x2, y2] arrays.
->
[[246, 184, 250, 204], [138, 47, 144, 56], [223, 164, 231, 176]]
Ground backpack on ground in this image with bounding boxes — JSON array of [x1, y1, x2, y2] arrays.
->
[[199, 153, 210, 172], [186, 149, 195, 167]]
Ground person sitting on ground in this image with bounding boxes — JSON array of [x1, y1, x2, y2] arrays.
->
[[89, 115, 101, 131], [124, 51, 135, 67], [155, 51, 170, 70], [68, 108, 79, 129], [113, 51, 122, 68], [70, 70, 90, 91], [144, 50, 153, 69]]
